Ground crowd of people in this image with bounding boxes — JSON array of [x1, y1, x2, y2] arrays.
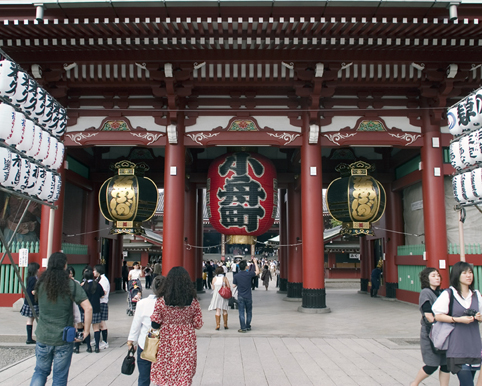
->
[[25, 252, 482, 386]]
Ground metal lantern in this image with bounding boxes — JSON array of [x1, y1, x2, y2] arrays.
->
[[99, 160, 158, 235], [326, 161, 386, 236], [207, 152, 277, 245]]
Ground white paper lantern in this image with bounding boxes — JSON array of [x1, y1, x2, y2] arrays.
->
[[34, 129, 50, 162], [0, 103, 15, 141], [0, 60, 18, 99], [38, 170, 55, 201], [41, 94, 55, 125], [51, 174, 62, 202], [33, 87, 47, 124], [23, 78, 38, 116], [26, 124, 42, 158], [16, 117, 35, 154], [450, 141, 464, 171], [5, 111, 26, 147], [472, 168, 482, 198], [52, 142, 64, 170], [23, 162, 40, 196], [12, 71, 29, 106], [448, 105, 462, 137], [42, 135, 58, 167], [0, 147, 11, 184], [14, 156, 30, 192], [460, 135, 473, 169], [31, 167, 47, 198], [468, 130, 482, 164], [3, 151, 21, 188], [462, 171, 476, 201]]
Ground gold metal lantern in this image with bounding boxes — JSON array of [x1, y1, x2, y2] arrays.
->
[[99, 160, 158, 235]]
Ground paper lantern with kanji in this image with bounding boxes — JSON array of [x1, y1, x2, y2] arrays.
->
[[326, 161, 386, 236], [207, 152, 277, 237], [99, 160, 158, 235]]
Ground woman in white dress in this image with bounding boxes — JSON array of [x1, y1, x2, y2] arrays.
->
[[208, 267, 230, 330]]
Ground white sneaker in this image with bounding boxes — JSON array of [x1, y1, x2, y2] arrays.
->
[[99, 341, 109, 349]]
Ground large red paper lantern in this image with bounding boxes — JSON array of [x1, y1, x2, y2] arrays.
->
[[207, 152, 277, 236]]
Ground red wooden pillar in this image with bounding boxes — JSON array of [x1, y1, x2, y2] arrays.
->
[[359, 235, 369, 293], [196, 188, 205, 292], [421, 101, 449, 285], [385, 184, 404, 298], [83, 182, 100, 266], [52, 164, 66, 254], [278, 188, 288, 293], [162, 117, 186, 275], [183, 183, 196, 282], [300, 115, 328, 311], [286, 184, 302, 299], [140, 250, 149, 268]]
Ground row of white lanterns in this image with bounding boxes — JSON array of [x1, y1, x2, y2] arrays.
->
[[0, 60, 66, 138], [0, 146, 61, 203], [447, 90, 482, 138], [0, 103, 64, 171], [453, 169, 482, 204], [449, 87, 482, 205], [449, 128, 482, 171]]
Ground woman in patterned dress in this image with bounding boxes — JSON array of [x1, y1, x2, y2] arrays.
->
[[20, 262, 40, 344], [150, 267, 203, 386], [208, 266, 229, 330]]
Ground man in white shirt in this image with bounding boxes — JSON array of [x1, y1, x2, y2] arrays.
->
[[94, 264, 110, 350]]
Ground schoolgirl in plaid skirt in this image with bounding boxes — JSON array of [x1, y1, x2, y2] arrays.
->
[[20, 262, 40, 344]]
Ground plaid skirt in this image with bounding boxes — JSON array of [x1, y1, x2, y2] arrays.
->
[[20, 303, 39, 318], [100, 303, 108, 321], [81, 311, 102, 324]]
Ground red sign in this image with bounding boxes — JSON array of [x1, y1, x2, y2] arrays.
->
[[207, 152, 277, 236]]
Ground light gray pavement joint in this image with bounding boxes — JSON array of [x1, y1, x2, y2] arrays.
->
[[0, 274, 479, 385]]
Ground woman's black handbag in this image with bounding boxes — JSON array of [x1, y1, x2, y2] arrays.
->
[[121, 347, 136, 375]]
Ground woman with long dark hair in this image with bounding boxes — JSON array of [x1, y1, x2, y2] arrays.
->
[[150, 267, 203, 386], [20, 262, 40, 344], [410, 267, 449, 386], [31, 252, 92, 386], [433, 261, 482, 386]]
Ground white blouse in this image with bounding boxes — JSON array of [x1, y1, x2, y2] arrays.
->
[[432, 286, 482, 315]]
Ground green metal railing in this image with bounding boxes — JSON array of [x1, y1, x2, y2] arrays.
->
[[62, 243, 88, 255], [398, 265, 482, 293], [0, 265, 27, 294], [397, 244, 482, 256], [0, 241, 39, 253]]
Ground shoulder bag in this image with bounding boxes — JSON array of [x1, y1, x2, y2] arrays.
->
[[121, 347, 136, 375], [62, 283, 78, 342], [140, 328, 160, 363], [429, 288, 455, 353], [218, 280, 232, 299]]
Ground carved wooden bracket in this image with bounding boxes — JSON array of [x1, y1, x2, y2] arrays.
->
[[64, 116, 165, 147], [322, 117, 422, 147]]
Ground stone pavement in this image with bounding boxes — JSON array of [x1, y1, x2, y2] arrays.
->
[[0, 275, 479, 385]]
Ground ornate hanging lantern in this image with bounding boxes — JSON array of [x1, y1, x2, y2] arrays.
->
[[326, 161, 386, 236], [99, 160, 158, 235], [207, 152, 277, 245]]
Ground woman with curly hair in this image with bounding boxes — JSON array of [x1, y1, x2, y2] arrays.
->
[[31, 252, 92, 386], [150, 267, 203, 386], [410, 267, 449, 386]]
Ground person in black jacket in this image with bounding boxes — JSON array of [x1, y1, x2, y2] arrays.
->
[[20, 262, 40, 344], [75, 268, 104, 353], [122, 261, 129, 292]]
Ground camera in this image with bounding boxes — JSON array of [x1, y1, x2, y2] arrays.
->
[[464, 308, 478, 317], [75, 331, 84, 341]]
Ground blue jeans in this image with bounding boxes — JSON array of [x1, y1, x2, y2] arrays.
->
[[30, 342, 73, 386], [237, 296, 252, 330], [137, 347, 152, 386]]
